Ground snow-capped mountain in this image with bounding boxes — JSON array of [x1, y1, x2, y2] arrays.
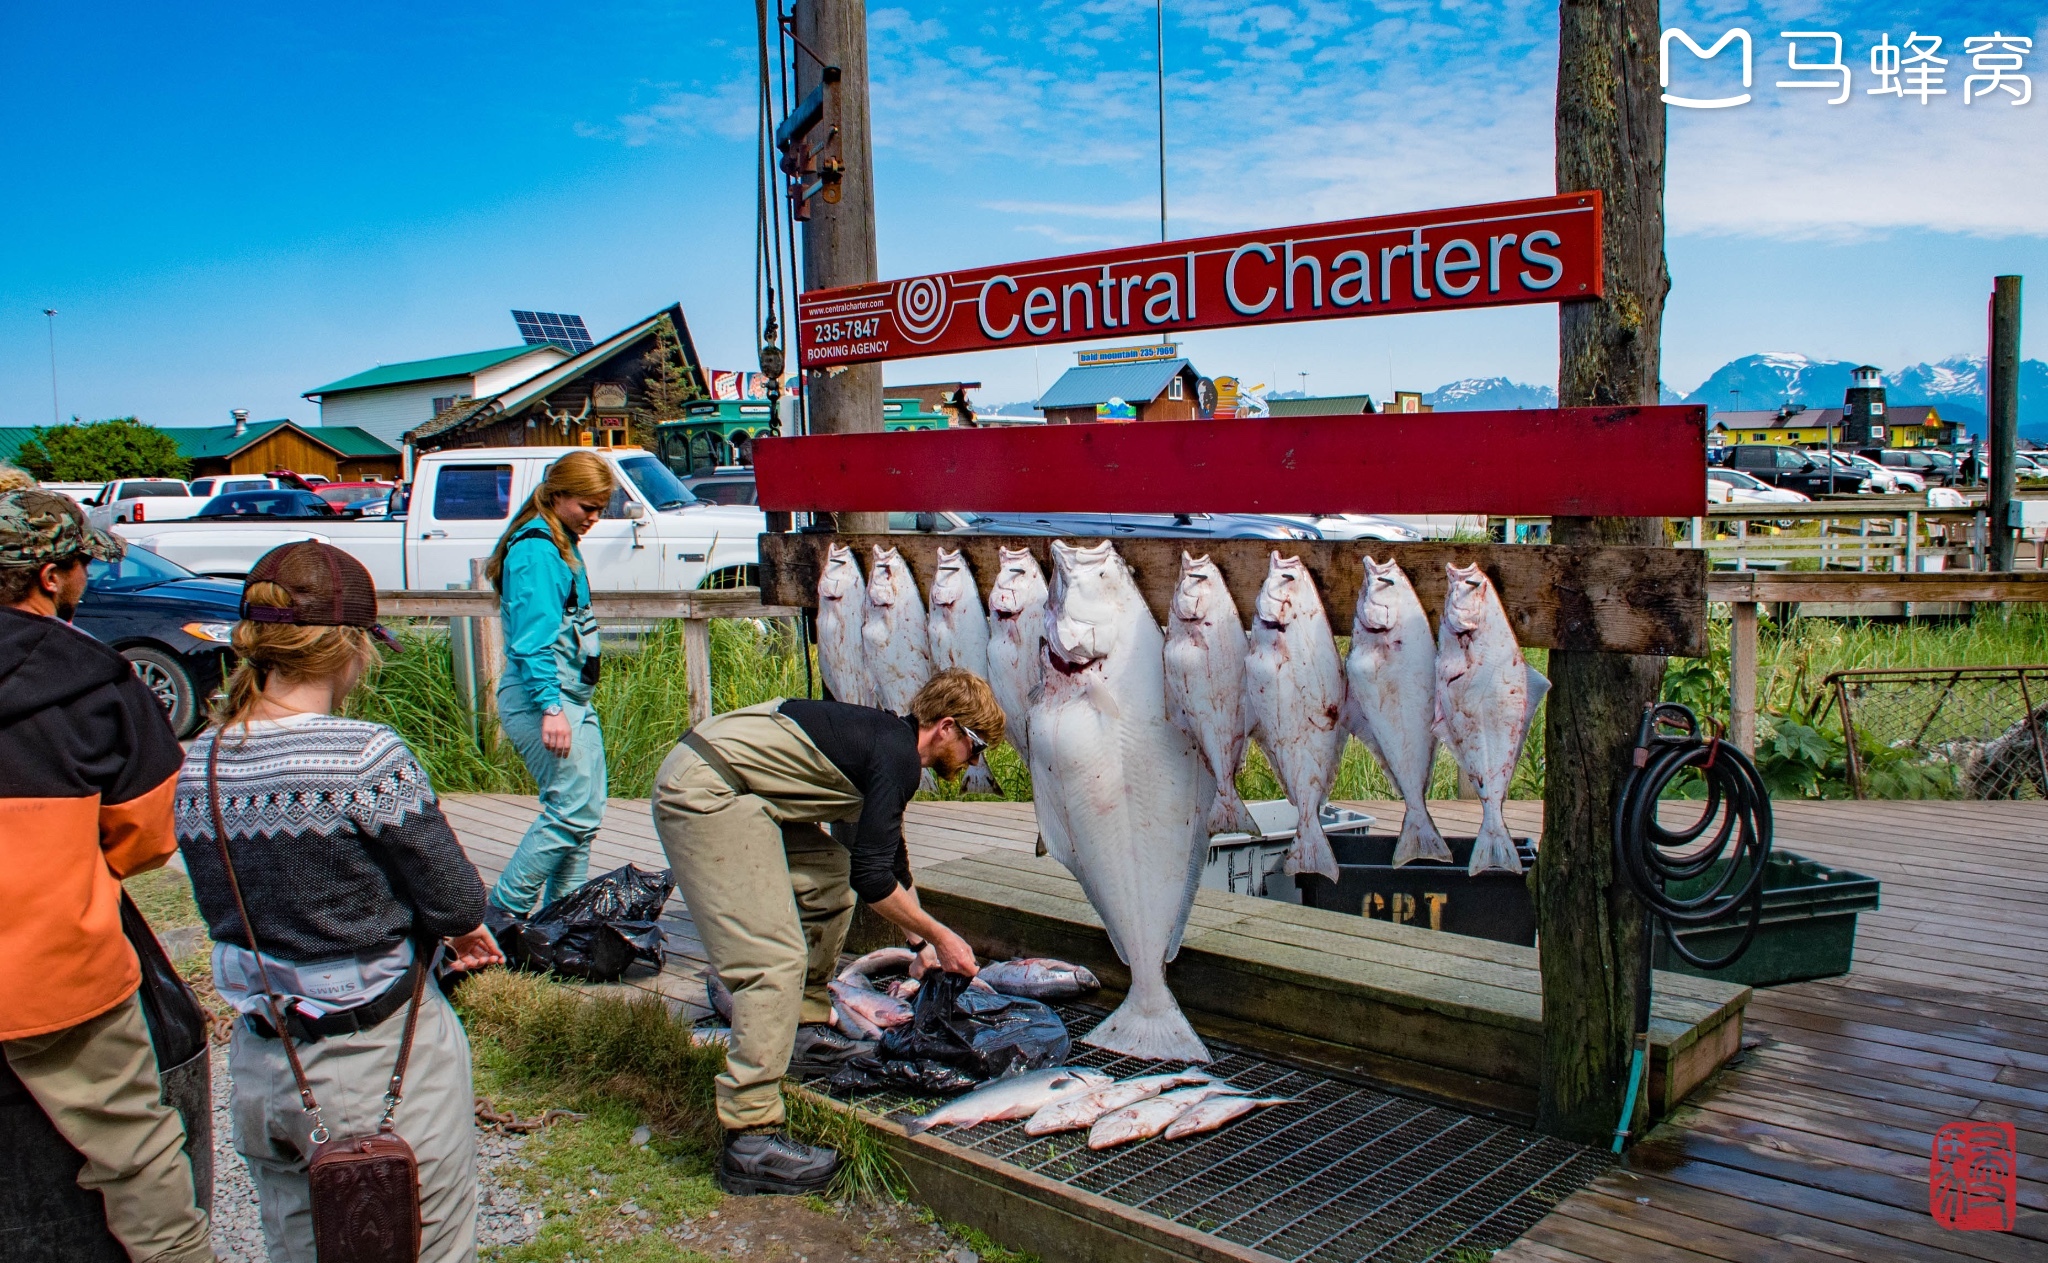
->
[[1425, 377, 1557, 410], [1679, 353, 2046, 437]]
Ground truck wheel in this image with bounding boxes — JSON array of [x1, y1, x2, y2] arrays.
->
[[125, 647, 199, 738], [698, 565, 759, 590]]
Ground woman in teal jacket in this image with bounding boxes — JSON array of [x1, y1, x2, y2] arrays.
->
[[484, 450, 617, 916]]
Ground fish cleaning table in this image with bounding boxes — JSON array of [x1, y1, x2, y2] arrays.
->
[[898, 849, 1749, 1124]]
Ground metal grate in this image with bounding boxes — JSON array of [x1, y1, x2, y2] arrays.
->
[[803, 1004, 1609, 1263], [1826, 665, 2048, 799]]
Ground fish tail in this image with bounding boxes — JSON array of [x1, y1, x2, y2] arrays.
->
[[1284, 808, 1340, 883], [1081, 972, 1211, 1063], [1468, 799, 1523, 875], [961, 757, 1001, 796], [902, 1117, 935, 1137], [1391, 803, 1452, 866], [1207, 782, 1261, 837]]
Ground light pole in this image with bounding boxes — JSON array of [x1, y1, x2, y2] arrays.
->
[[42, 309, 60, 426]]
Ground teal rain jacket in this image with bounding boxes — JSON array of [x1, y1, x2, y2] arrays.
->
[[498, 519, 601, 711]]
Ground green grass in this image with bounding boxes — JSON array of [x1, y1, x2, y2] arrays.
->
[[125, 867, 204, 932], [456, 970, 905, 1205]]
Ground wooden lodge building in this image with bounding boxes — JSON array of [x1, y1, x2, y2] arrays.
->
[[1034, 345, 1208, 425], [173, 417, 402, 482]]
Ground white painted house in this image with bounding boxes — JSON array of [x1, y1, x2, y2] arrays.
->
[[303, 344, 568, 449]]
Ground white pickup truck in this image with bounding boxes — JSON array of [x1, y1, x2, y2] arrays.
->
[[117, 446, 766, 592], [86, 478, 213, 527]]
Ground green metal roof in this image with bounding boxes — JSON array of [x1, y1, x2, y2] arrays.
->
[[0, 427, 40, 464], [305, 345, 551, 397], [167, 421, 399, 460], [1268, 394, 1377, 417]]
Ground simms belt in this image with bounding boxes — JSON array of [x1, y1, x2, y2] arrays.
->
[[681, 729, 751, 797]]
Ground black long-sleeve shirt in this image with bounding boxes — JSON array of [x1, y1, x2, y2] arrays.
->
[[175, 715, 487, 961], [779, 699, 921, 903]]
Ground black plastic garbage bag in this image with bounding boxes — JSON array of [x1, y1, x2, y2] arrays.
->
[[512, 864, 673, 982], [824, 1054, 980, 1097], [878, 971, 1070, 1078]]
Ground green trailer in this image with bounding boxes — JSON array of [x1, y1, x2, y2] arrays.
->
[[654, 397, 953, 475]]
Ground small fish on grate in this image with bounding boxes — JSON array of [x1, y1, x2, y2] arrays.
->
[[1160, 1094, 1295, 1141], [903, 1065, 1116, 1136], [1023, 1071, 1220, 1136], [837, 946, 917, 986], [1087, 1084, 1253, 1150], [829, 979, 913, 1038], [977, 957, 1101, 1000]]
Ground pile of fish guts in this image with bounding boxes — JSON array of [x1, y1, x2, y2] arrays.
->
[[817, 541, 1548, 1064]]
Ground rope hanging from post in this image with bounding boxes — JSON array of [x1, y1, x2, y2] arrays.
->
[[1609, 701, 1773, 1152]]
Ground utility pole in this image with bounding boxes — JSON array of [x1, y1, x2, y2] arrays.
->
[[794, 0, 886, 533], [1537, 0, 1669, 1145], [42, 309, 60, 426], [1988, 276, 2022, 570]]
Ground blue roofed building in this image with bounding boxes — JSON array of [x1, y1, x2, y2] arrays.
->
[[1035, 344, 1209, 425]]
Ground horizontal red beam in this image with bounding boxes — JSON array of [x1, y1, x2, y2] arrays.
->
[[752, 407, 1707, 517]]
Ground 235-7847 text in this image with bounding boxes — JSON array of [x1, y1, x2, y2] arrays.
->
[[811, 317, 882, 345]]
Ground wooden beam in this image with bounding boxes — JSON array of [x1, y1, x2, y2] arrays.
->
[[684, 618, 712, 728], [760, 533, 1708, 656], [1706, 571, 2048, 604], [751, 406, 1707, 518], [1729, 602, 1758, 756], [373, 588, 800, 621]]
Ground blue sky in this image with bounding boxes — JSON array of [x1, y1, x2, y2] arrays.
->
[[2, 1, 2042, 427]]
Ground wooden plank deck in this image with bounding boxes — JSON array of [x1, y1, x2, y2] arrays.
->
[[445, 794, 2048, 1260]]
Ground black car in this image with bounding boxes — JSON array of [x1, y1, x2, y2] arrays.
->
[[1720, 444, 1870, 496], [75, 547, 241, 737], [195, 488, 342, 518]]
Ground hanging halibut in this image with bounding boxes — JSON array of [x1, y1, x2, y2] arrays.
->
[[1163, 553, 1259, 836], [863, 545, 933, 715], [1343, 557, 1451, 865], [1031, 540, 1212, 1062], [816, 543, 873, 707], [1433, 563, 1550, 875], [1244, 553, 1348, 883], [928, 547, 1001, 793], [986, 547, 1049, 764]]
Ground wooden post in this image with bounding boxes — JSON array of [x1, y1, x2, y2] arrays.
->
[[1989, 276, 2022, 571], [685, 617, 713, 727], [1729, 602, 1758, 755], [794, 0, 889, 535], [1538, 0, 1666, 1145], [468, 558, 503, 722]]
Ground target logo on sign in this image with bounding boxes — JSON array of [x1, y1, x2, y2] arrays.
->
[[894, 275, 951, 343]]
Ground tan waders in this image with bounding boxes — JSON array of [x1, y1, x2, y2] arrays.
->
[[651, 702, 865, 1132]]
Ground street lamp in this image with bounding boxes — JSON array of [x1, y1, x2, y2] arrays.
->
[[42, 309, 59, 426]]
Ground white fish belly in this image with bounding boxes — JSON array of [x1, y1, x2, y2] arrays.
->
[[1246, 623, 1347, 880], [864, 603, 932, 713], [818, 598, 869, 706], [988, 624, 1042, 761], [1347, 631, 1447, 864], [1164, 621, 1256, 836]]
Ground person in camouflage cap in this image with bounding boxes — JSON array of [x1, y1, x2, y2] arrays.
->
[[1, 487, 217, 1262], [0, 489, 126, 618]]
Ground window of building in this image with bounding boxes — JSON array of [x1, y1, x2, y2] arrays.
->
[[432, 394, 470, 416], [432, 464, 513, 519], [1168, 376, 1184, 401]]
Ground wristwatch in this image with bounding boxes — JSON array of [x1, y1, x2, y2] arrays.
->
[[543, 703, 564, 717]]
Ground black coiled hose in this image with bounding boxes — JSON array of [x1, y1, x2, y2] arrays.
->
[[1609, 702, 1773, 1151], [1615, 702, 1774, 972]]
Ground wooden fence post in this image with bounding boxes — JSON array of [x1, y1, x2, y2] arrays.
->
[[685, 617, 713, 727], [1729, 602, 1758, 755]]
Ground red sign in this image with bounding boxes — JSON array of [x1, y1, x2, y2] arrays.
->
[[797, 193, 1602, 368], [1931, 1121, 2017, 1231], [752, 406, 1702, 517]]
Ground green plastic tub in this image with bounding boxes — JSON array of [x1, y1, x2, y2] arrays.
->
[[1650, 850, 1881, 987]]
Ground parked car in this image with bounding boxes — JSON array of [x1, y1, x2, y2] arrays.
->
[[115, 446, 765, 590], [86, 478, 212, 526], [886, 510, 1323, 539], [314, 480, 398, 515], [2015, 453, 2048, 481], [1721, 445, 1869, 496], [680, 466, 760, 506], [195, 489, 346, 519], [74, 545, 241, 737], [41, 481, 105, 505], [1274, 514, 1424, 542], [1859, 448, 1954, 487], [186, 475, 279, 499], [1708, 468, 1811, 505], [1826, 451, 1922, 494]]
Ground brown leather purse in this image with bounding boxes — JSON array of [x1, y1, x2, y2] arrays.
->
[[208, 735, 425, 1263]]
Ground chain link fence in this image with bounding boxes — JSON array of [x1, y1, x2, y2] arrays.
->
[[1826, 666, 2048, 799]]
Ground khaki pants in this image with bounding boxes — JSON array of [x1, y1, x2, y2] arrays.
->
[[229, 983, 477, 1263], [652, 703, 863, 1131], [3, 990, 213, 1263]]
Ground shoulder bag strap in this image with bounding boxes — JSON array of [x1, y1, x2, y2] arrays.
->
[[208, 730, 425, 1141]]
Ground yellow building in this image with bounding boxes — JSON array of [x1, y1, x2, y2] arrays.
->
[[1712, 404, 1954, 450]]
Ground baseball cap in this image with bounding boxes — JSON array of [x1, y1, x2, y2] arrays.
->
[[242, 540, 402, 650], [0, 489, 126, 567]]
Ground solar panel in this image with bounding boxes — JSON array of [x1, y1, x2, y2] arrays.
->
[[512, 310, 593, 353]]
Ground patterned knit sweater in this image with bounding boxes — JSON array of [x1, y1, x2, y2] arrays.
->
[[175, 714, 487, 962]]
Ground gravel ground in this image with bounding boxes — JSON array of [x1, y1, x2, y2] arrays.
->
[[203, 1046, 546, 1262]]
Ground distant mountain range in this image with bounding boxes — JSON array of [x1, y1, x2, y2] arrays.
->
[[1425, 353, 2048, 439]]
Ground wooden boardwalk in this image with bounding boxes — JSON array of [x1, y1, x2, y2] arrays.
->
[[446, 794, 2048, 1261]]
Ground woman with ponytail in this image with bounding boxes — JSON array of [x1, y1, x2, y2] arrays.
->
[[483, 450, 617, 918], [175, 541, 500, 1263]]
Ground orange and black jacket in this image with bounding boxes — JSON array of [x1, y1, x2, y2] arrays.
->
[[0, 606, 184, 1041]]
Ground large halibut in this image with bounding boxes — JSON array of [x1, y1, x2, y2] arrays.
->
[[816, 543, 873, 707], [1343, 557, 1450, 864], [1244, 552, 1348, 883], [986, 547, 1048, 764], [1163, 553, 1259, 836], [1434, 563, 1549, 875], [862, 544, 933, 714], [1030, 540, 1212, 1063]]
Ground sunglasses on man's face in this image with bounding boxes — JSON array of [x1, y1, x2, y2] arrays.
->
[[956, 721, 987, 757]]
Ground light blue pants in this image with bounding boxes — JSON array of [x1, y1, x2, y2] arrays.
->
[[490, 689, 607, 916]]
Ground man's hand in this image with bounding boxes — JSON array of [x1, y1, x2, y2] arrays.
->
[[870, 885, 978, 978], [541, 711, 573, 756], [446, 924, 505, 971], [928, 927, 978, 978]]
